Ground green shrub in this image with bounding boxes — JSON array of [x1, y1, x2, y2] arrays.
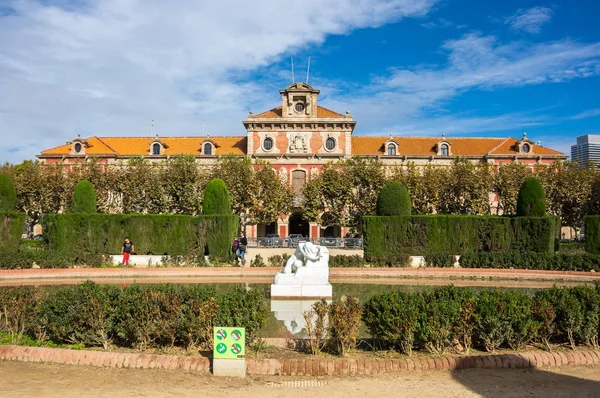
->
[[363, 290, 423, 355], [267, 254, 290, 268], [0, 174, 16, 211], [71, 180, 97, 213], [585, 216, 600, 255], [0, 282, 268, 351], [42, 213, 238, 264], [363, 215, 558, 263], [459, 252, 600, 271], [0, 286, 45, 344], [534, 287, 584, 349], [42, 281, 118, 349], [416, 287, 463, 354], [215, 287, 269, 343], [328, 296, 362, 356], [251, 254, 267, 267], [503, 292, 538, 350], [375, 181, 411, 216], [424, 252, 454, 267], [304, 300, 329, 355], [516, 177, 546, 217], [0, 212, 26, 269], [557, 241, 585, 253], [473, 290, 511, 352], [329, 255, 366, 268], [532, 293, 556, 350], [202, 178, 232, 215], [571, 286, 600, 348]]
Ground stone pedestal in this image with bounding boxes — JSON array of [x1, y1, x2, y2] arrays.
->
[[213, 358, 246, 377], [270, 283, 332, 299]]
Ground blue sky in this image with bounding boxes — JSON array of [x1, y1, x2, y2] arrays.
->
[[1, 0, 599, 163]]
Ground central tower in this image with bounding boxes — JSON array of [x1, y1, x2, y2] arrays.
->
[[280, 82, 320, 118]]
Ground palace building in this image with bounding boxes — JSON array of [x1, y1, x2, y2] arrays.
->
[[38, 82, 566, 239]]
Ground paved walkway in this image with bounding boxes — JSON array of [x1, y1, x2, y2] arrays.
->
[[0, 266, 599, 286], [2, 361, 600, 397]]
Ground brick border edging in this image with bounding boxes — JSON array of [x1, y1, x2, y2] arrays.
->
[[1, 345, 599, 376]]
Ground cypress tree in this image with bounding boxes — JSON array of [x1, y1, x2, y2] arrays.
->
[[71, 180, 97, 213], [203, 178, 232, 215], [0, 173, 17, 211], [516, 177, 546, 217], [375, 181, 411, 216]]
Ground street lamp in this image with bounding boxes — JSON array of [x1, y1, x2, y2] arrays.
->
[[466, 207, 473, 215]]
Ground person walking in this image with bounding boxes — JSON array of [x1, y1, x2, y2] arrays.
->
[[121, 237, 135, 267], [237, 231, 248, 266]]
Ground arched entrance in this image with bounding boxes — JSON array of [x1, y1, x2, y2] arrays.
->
[[288, 212, 309, 237]]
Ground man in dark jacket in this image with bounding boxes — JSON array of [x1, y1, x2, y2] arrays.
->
[[237, 232, 248, 266]]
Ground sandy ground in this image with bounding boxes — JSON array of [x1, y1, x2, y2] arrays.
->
[[2, 361, 600, 398]]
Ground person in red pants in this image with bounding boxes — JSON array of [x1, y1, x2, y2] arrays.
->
[[121, 237, 135, 267]]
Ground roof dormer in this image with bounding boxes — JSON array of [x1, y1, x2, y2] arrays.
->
[[516, 132, 535, 155], [200, 136, 219, 156], [384, 135, 399, 156], [436, 134, 452, 156], [67, 134, 90, 155], [149, 135, 169, 156]]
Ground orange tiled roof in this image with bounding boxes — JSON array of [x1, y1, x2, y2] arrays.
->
[[488, 138, 563, 156], [40, 136, 247, 156], [253, 106, 344, 118], [351, 136, 565, 156]]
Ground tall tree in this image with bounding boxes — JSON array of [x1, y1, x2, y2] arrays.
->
[[494, 163, 530, 215], [438, 159, 494, 215], [301, 163, 352, 228], [342, 157, 387, 229], [212, 156, 257, 225], [164, 155, 205, 215], [536, 161, 593, 232], [252, 161, 293, 225]]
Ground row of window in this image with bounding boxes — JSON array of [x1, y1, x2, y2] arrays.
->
[[387, 143, 449, 156], [262, 137, 337, 151], [151, 143, 213, 155]]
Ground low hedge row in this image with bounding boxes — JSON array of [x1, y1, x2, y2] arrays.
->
[[363, 215, 559, 264], [42, 213, 239, 264], [0, 282, 269, 350], [363, 285, 600, 355], [459, 252, 600, 271]]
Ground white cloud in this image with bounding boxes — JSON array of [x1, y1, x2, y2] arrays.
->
[[505, 6, 553, 34], [0, 0, 438, 163], [570, 108, 600, 120], [324, 33, 600, 139]]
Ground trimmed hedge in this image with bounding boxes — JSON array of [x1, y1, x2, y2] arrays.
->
[[585, 216, 600, 255], [71, 180, 97, 213], [203, 178, 232, 215], [459, 252, 600, 271], [364, 285, 600, 354], [0, 174, 16, 211], [376, 181, 411, 216], [0, 212, 25, 252], [0, 212, 26, 268], [516, 177, 546, 217], [42, 213, 239, 262], [363, 215, 559, 263], [0, 282, 269, 349]]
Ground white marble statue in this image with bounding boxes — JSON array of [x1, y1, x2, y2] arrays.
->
[[271, 241, 332, 298]]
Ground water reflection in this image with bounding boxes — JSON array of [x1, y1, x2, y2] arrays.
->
[[271, 299, 331, 339]]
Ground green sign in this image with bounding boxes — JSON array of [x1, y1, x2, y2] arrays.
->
[[213, 327, 245, 360]]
